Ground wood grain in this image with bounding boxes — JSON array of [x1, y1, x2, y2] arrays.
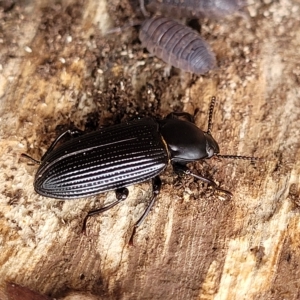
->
[[0, 0, 300, 299]]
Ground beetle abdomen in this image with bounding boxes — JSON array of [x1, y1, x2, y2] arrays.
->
[[139, 17, 216, 75], [146, 0, 245, 19], [35, 119, 168, 199]]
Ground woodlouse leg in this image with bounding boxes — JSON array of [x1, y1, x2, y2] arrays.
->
[[129, 176, 162, 245], [82, 187, 129, 234]]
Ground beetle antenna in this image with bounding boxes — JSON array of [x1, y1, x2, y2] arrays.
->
[[216, 154, 262, 161], [21, 153, 41, 165], [207, 96, 216, 135]]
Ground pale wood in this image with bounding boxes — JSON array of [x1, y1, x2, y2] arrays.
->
[[0, 0, 300, 299]]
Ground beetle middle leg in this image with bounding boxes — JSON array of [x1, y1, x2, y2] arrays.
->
[[82, 187, 129, 233], [165, 112, 196, 123], [129, 176, 162, 245], [173, 163, 232, 197]]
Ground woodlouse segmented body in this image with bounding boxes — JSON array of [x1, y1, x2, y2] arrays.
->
[[139, 17, 216, 75], [145, 0, 246, 19]]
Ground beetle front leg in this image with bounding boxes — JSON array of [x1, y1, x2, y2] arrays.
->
[[82, 187, 129, 233], [129, 176, 162, 245], [173, 163, 232, 197]]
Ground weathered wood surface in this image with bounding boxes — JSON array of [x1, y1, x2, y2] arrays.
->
[[0, 0, 300, 299]]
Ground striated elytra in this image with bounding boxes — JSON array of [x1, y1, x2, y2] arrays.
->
[[34, 118, 168, 199]]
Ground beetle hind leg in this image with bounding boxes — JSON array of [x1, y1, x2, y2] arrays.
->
[[82, 187, 129, 233], [129, 176, 162, 245]]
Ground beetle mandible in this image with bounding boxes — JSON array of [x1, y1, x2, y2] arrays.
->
[[23, 97, 258, 243]]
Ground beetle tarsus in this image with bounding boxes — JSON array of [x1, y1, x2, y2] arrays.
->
[[129, 176, 162, 245], [128, 227, 137, 246], [82, 187, 129, 234], [173, 163, 232, 198], [21, 153, 41, 165]]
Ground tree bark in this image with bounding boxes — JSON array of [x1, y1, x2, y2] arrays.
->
[[0, 0, 300, 299]]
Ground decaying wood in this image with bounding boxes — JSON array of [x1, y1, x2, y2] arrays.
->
[[0, 0, 300, 299]]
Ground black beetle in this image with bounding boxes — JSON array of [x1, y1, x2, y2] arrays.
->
[[23, 97, 258, 243]]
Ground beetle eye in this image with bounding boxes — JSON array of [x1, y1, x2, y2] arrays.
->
[[206, 141, 215, 158], [207, 148, 214, 158]]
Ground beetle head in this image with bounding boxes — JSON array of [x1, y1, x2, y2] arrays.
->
[[203, 132, 220, 158], [160, 118, 220, 163]]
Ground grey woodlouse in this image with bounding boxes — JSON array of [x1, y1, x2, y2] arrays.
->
[[145, 0, 246, 19], [139, 16, 216, 75]]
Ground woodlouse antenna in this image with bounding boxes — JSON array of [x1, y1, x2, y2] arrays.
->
[[216, 154, 262, 161], [207, 96, 216, 135], [139, 0, 150, 17], [21, 153, 41, 165], [145, 0, 247, 21], [106, 20, 142, 35]]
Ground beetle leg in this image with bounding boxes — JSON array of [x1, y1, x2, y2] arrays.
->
[[173, 163, 232, 197], [82, 187, 129, 233], [41, 129, 85, 160], [22, 129, 85, 164], [129, 176, 162, 245], [165, 112, 195, 123], [21, 153, 41, 165]]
